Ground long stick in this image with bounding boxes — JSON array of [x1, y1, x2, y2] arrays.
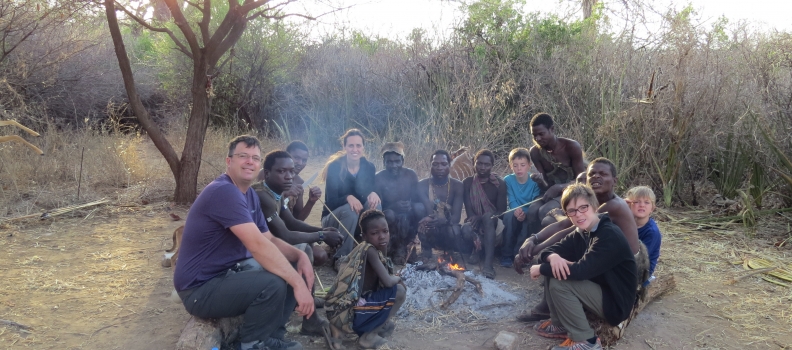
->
[[490, 198, 543, 219], [316, 198, 359, 245]]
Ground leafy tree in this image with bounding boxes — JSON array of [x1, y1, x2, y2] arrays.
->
[[104, 0, 315, 202]]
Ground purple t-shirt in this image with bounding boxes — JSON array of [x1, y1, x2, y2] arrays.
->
[[174, 174, 268, 291]]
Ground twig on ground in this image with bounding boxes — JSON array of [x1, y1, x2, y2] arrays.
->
[[0, 319, 32, 331]]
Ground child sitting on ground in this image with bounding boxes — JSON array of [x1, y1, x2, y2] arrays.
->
[[501, 148, 541, 267], [325, 209, 407, 350], [625, 186, 662, 285]]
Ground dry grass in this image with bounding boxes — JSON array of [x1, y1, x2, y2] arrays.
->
[[0, 124, 282, 221], [656, 214, 792, 346]]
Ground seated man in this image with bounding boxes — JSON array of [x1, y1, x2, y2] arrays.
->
[[500, 148, 541, 268], [254, 150, 345, 336], [625, 186, 662, 285], [284, 140, 322, 221], [174, 135, 313, 350], [526, 113, 587, 231], [462, 149, 507, 279], [325, 210, 407, 350], [517, 158, 646, 321], [254, 150, 343, 267], [416, 150, 465, 261], [374, 142, 422, 264], [529, 184, 637, 350]]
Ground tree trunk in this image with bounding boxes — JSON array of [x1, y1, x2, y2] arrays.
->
[[174, 59, 212, 203], [104, 0, 181, 188]]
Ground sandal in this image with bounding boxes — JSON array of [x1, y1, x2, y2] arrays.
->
[[483, 265, 496, 279]]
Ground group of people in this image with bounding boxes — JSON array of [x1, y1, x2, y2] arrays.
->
[[171, 112, 663, 350]]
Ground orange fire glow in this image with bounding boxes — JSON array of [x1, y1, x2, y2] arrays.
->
[[438, 257, 466, 271]]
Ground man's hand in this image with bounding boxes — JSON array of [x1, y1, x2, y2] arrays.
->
[[430, 216, 448, 227], [293, 284, 315, 318], [531, 173, 547, 187], [283, 185, 304, 200], [367, 192, 381, 210], [518, 236, 537, 262], [542, 184, 563, 202], [530, 264, 541, 280], [515, 207, 526, 222], [322, 227, 343, 247], [548, 253, 571, 280], [293, 252, 316, 318], [467, 215, 482, 229], [514, 255, 525, 275], [308, 186, 322, 202], [347, 195, 363, 214]]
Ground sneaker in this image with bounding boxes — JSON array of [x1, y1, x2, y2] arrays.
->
[[499, 256, 513, 268], [551, 337, 602, 350], [262, 337, 303, 350], [533, 319, 568, 339]]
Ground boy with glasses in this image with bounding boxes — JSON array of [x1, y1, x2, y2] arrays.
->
[[528, 184, 637, 350]]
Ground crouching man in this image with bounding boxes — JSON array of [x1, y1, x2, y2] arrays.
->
[[174, 135, 314, 350], [529, 184, 637, 350]]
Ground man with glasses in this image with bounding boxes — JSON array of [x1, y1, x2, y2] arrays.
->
[[514, 158, 644, 323], [174, 135, 313, 350]]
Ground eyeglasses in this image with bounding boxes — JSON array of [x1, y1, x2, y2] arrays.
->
[[232, 153, 262, 163], [565, 204, 590, 217]]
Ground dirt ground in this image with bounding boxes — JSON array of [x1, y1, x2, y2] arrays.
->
[[2, 156, 792, 349]]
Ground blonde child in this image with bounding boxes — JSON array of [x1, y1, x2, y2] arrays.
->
[[625, 186, 662, 284]]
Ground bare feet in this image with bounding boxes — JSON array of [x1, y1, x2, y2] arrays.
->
[[357, 331, 387, 349]]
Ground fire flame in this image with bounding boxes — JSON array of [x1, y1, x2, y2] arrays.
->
[[438, 257, 466, 271]]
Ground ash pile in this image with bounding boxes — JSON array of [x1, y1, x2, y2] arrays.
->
[[397, 262, 527, 323]]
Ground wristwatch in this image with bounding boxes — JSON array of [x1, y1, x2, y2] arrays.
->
[[318, 232, 325, 243]]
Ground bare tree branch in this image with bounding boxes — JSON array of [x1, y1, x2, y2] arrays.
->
[[199, 0, 211, 46], [209, 20, 247, 66], [205, 0, 245, 52], [114, 1, 193, 59], [162, 0, 202, 58]]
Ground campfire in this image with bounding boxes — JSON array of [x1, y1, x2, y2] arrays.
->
[[414, 254, 483, 308]]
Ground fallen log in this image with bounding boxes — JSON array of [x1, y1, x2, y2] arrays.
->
[[587, 274, 676, 347], [176, 315, 243, 350]]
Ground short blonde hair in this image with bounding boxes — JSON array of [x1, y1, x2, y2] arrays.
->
[[625, 186, 656, 202], [561, 183, 599, 211]]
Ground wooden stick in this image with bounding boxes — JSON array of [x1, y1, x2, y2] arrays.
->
[[0, 319, 32, 330], [316, 198, 359, 245], [490, 198, 543, 219], [397, 244, 416, 275], [439, 269, 466, 309], [727, 267, 776, 285], [314, 271, 325, 291]]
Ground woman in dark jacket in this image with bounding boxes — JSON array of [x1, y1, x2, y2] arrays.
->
[[321, 129, 381, 260], [529, 183, 637, 350]]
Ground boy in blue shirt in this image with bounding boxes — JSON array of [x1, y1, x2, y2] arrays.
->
[[625, 186, 662, 284], [500, 148, 541, 267]]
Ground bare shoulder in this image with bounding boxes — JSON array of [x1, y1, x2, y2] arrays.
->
[[599, 196, 630, 214], [559, 138, 582, 152], [529, 145, 541, 157]]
